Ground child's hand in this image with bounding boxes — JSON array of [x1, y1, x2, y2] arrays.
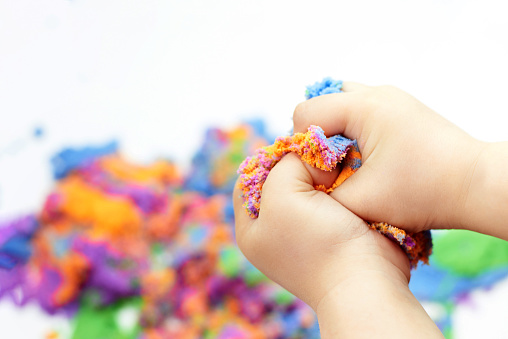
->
[[293, 83, 485, 233], [233, 153, 443, 338], [233, 152, 407, 308]]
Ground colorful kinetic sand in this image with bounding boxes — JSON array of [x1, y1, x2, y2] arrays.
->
[[237, 78, 432, 268], [0, 121, 322, 339], [1, 79, 508, 338]]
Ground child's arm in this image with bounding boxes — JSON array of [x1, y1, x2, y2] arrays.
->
[[233, 153, 444, 338], [317, 269, 442, 338]]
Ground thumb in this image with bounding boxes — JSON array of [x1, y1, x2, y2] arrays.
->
[[292, 82, 372, 194], [293, 81, 371, 141], [232, 152, 314, 262], [303, 163, 341, 189], [260, 152, 368, 241], [329, 162, 397, 226], [260, 152, 314, 207]]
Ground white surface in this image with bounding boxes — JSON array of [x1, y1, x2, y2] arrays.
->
[[1, 0, 508, 338], [0, 300, 71, 338], [453, 278, 508, 339]]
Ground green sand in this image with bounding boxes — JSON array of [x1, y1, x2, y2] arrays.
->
[[432, 229, 508, 276], [72, 294, 142, 339]]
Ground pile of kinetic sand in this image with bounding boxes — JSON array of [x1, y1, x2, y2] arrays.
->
[[0, 121, 319, 339]]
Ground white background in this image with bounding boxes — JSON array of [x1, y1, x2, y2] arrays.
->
[[1, 0, 508, 338]]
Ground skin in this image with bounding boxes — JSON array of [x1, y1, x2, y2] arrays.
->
[[233, 82, 507, 338], [295, 83, 508, 240], [294, 83, 486, 234]]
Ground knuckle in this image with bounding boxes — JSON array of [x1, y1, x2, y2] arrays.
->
[[293, 101, 310, 130], [340, 214, 369, 241], [235, 222, 254, 257], [375, 85, 403, 99], [377, 84, 398, 92], [366, 85, 399, 106]]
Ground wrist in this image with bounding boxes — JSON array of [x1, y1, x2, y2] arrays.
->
[[445, 137, 488, 230], [312, 228, 411, 311], [316, 266, 443, 339], [316, 271, 408, 338], [456, 141, 508, 239]]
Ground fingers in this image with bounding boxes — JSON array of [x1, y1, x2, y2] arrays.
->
[[233, 151, 371, 270], [233, 153, 311, 263], [253, 153, 317, 238], [303, 163, 340, 189], [233, 153, 315, 259], [261, 152, 314, 199], [233, 179, 256, 251], [261, 153, 370, 242], [258, 153, 363, 237], [293, 86, 371, 140], [329, 164, 372, 217], [292, 81, 370, 195], [342, 81, 370, 92], [329, 161, 398, 229]]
